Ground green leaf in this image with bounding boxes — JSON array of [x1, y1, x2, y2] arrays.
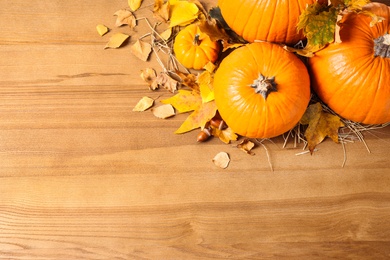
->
[[298, 3, 338, 48]]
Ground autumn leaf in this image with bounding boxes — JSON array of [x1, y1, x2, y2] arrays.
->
[[175, 70, 199, 91], [175, 100, 217, 134], [237, 139, 255, 155], [154, 0, 170, 22], [152, 72, 178, 92], [169, 0, 199, 27], [159, 28, 172, 41], [198, 19, 230, 42], [161, 90, 201, 113], [297, 2, 338, 50], [114, 9, 136, 28], [96, 24, 109, 36], [212, 127, 238, 144], [131, 39, 152, 61], [129, 0, 143, 11], [140, 68, 157, 89], [133, 96, 154, 111], [197, 71, 214, 103], [152, 104, 175, 119], [212, 151, 230, 169], [300, 102, 345, 154], [104, 33, 130, 49]]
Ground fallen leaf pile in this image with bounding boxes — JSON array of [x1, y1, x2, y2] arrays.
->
[[97, 0, 362, 169]]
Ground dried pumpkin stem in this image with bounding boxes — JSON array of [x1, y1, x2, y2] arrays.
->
[[374, 33, 390, 58], [193, 34, 201, 46], [250, 74, 277, 99]]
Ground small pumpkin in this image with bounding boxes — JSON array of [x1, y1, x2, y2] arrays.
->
[[308, 2, 390, 125], [218, 0, 320, 45], [173, 24, 221, 70], [214, 42, 311, 138]]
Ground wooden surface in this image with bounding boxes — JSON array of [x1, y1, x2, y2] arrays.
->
[[1, 0, 390, 259]]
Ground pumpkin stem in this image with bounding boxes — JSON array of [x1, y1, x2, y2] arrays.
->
[[374, 33, 390, 58], [250, 74, 277, 99], [194, 34, 201, 46]]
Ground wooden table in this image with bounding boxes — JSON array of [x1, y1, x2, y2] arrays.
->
[[1, 0, 390, 259]]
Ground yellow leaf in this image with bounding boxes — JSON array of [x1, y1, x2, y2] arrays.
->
[[212, 127, 238, 144], [161, 90, 201, 113], [104, 33, 130, 49], [96, 24, 109, 36], [159, 28, 172, 41], [169, 0, 199, 27], [152, 104, 175, 119], [203, 61, 216, 73], [212, 151, 230, 169], [133, 96, 154, 111], [197, 71, 214, 103], [300, 102, 345, 154], [175, 100, 217, 134], [131, 39, 152, 61], [128, 0, 143, 11]]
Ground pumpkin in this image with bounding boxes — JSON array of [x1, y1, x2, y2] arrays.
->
[[308, 2, 390, 125], [173, 24, 221, 70], [214, 42, 311, 138], [218, 0, 319, 45]]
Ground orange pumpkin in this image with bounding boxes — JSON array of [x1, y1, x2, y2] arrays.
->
[[173, 24, 220, 70], [218, 0, 318, 45], [309, 2, 390, 125], [214, 42, 311, 138]]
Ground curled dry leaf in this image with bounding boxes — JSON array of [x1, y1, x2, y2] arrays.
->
[[175, 71, 199, 91], [212, 152, 230, 169], [154, 0, 170, 22], [129, 0, 143, 11], [153, 73, 178, 93], [131, 39, 152, 61], [104, 33, 130, 49], [140, 68, 157, 89], [212, 127, 238, 144], [152, 104, 175, 119], [133, 96, 155, 111], [114, 9, 137, 28], [96, 24, 109, 36], [237, 139, 256, 155]]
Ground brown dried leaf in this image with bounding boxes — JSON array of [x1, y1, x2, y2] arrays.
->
[[152, 104, 175, 119], [153, 0, 170, 22], [300, 102, 345, 154], [104, 33, 130, 49], [198, 19, 230, 42], [114, 9, 136, 28], [212, 152, 230, 169], [152, 73, 178, 93], [175, 70, 199, 91], [212, 127, 238, 144], [140, 68, 157, 89], [131, 39, 152, 61], [133, 96, 154, 111], [237, 139, 255, 155]]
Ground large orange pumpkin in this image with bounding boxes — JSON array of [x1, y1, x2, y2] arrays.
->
[[218, 0, 319, 45], [309, 2, 390, 125], [214, 42, 311, 138]]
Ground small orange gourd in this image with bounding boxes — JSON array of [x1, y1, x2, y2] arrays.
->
[[173, 24, 220, 70], [214, 42, 311, 138], [309, 2, 390, 124], [218, 0, 320, 45]]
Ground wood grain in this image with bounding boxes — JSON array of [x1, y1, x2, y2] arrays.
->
[[1, 0, 390, 259]]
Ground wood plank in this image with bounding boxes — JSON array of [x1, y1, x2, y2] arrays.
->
[[1, 0, 390, 259]]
